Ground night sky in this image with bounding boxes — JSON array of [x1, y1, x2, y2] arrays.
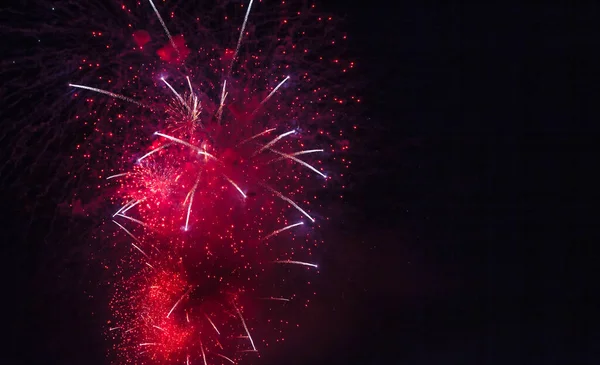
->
[[1, 2, 593, 364]]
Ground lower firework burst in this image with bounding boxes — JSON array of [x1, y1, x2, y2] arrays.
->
[[28, 0, 358, 363]]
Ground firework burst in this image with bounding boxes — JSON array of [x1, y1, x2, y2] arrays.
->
[[2, 0, 358, 363]]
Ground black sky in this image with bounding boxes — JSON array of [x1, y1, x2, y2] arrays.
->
[[2, 2, 595, 364]]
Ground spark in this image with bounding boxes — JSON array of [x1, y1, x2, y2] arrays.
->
[[184, 174, 201, 231], [147, 0, 179, 59], [131, 242, 150, 259], [269, 149, 327, 178], [161, 77, 186, 107], [233, 302, 256, 352], [186, 76, 194, 94], [267, 149, 324, 163], [229, 0, 254, 73], [116, 213, 151, 229], [106, 172, 129, 180], [205, 313, 220, 335], [186, 311, 190, 323], [112, 220, 143, 244], [125, 327, 137, 333], [262, 221, 304, 240], [215, 353, 236, 364], [139, 343, 158, 346], [273, 260, 318, 268], [223, 175, 247, 198], [109, 326, 122, 331], [187, 354, 190, 365], [154, 132, 217, 160], [145, 262, 155, 270], [259, 297, 291, 302], [152, 325, 165, 331], [200, 341, 208, 365], [137, 143, 173, 163], [238, 128, 276, 146], [166, 287, 192, 318], [122, 198, 145, 214], [255, 130, 295, 155], [261, 184, 315, 222], [252, 76, 290, 115], [69, 84, 147, 107], [216, 80, 227, 123], [113, 199, 135, 217]]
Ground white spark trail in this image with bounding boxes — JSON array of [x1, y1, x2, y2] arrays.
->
[[122, 198, 145, 214], [184, 174, 201, 231], [261, 184, 315, 222], [229, 0, 254, 73], [217, 80, 227, 123], [147, 0, 180, 58], [112, 220, 142, 244], [109, 327, 121, 331], [106, 172, 128, 180], [161, 77, 187, 107], [255, 130, 295, 155], [223, 175, 247, 198], [268, 149, 324, 163], [138, 143, 173, 162], [215, 353, 236, 364], [167, 287, 192, 318], [269, 149, 327, 178], [145, 262, 155, 270], [205, 313, 220, 335], [69, 84, 147, 107], [238, 128, 276, 146], [262, 221, 304, 240], [154, 132, 217, 160], [200, 342, 208, 365], [113, 199, 135, 217], [131, 243, 150, 259], [116, 213, 151, 229], [233, 302, 256, 352], [139, 343, 158, 346], [152, 325, 165, 331], [274, 260, 318, 268], [259, 297, 291, 302], [186, 76, 194, 94], [251, 76, 290, 115]]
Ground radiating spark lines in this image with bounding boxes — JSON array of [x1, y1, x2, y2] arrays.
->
[[112, 220, 142, 244], [69, 84, 147, 107], [166, 287, 193, 318], [161, 77, 187, 107], [273, 260, 318, 268], [262, 221, 303, 240], [259, 297, 291, 302], [147, 0, 179, 59], [255, 130, 295, 155], [223, 175, 247, 198], [268, 149, 327, 178], [261, 184, 315, 222], [233, 302, 257, 352], [229, 0, 254, 73], [205, 313, 221, 335], [252, 76, 290, 115], [137, 143, 173, 163], [153, 132, 217, 160], [215, 353, 236, 364], [238, 128, 276, 146], [107, 172, 129, 180]]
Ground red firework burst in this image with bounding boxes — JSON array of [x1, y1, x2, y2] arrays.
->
[[48, 0, 358, 363]]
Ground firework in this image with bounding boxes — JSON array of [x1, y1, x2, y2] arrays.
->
[[0, 0, 357, 363]]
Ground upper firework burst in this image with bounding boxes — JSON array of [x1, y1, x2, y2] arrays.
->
[[2, 0, 357, 364]]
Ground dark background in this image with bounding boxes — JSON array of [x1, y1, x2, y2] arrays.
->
[[2, 2, 593, 364]]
